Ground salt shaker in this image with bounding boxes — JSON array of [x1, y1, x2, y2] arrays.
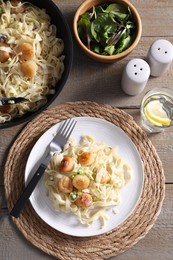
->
[[121, 58, 150, 96], [147, 39, 173, 77]]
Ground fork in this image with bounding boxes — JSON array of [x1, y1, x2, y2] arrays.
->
[[10, 118, 77, 218]]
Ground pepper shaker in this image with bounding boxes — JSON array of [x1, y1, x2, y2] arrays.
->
[[147, 39, 173, 77], [121, 58, 150, 96]]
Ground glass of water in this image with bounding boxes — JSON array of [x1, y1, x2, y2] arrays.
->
[[140, 87, 173, 133]]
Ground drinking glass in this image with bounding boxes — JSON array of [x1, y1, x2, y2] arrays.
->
[[140, 87, 173, 133]]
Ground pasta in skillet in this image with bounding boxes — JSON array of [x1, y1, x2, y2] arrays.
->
[[0, 0, 64, 123], [45, 135, 132, 228]]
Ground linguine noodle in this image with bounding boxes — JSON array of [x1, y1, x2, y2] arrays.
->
[[45, 135, 132, 228]]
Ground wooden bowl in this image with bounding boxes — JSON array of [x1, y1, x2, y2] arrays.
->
[[73, 0, 142, 62]]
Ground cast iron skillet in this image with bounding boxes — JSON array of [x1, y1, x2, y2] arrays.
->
[[0, 0, 73, 129]]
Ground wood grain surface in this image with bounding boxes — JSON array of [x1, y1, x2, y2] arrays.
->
[[0, 0, 173, 259]]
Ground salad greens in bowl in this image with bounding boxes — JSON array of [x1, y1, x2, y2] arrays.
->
[[73, 0, 142, 62]]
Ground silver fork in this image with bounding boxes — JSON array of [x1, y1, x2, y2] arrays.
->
[[10, 118, 77, 218], [41, 118, 77, 166]]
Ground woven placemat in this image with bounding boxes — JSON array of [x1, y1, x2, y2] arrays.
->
[[4, 101, 165, 260]]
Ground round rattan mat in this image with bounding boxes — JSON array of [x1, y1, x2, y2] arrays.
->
[[4, 101, 165, 260]]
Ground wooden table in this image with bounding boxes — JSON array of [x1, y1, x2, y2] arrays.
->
[[0, 0, 173, 259]]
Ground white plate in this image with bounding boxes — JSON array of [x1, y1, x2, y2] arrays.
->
[[25, 117, 144, 237]]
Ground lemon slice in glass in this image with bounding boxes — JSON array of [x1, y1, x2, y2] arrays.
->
[[144, 100, 171, 126]]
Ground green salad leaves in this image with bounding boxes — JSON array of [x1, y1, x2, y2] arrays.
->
[[77, 3, 136, 55]]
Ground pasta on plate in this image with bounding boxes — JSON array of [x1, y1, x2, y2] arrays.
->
[[0, 0, 64, 123], [45, 135, 132, 228]]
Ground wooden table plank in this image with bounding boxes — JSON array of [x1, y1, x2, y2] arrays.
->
[[0, 0, 173, 259], [50, 37, 173, 108], [55, 0, 173, 37], [0, 184, 172, 260]]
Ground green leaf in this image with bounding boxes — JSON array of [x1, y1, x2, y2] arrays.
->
[[105, 3, 128, 14], [91, 13, 117, 43], [126, 21, 135, 29], [105, 4, 130, 21], [104, 45, 115, 55], [77, 15, 91, 43], [93, 43, 104, 54], [90, 20, 101, 42], [115, 35, 132, 53], [77, 2, 136, 55], [95, 5, 105, 16]]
